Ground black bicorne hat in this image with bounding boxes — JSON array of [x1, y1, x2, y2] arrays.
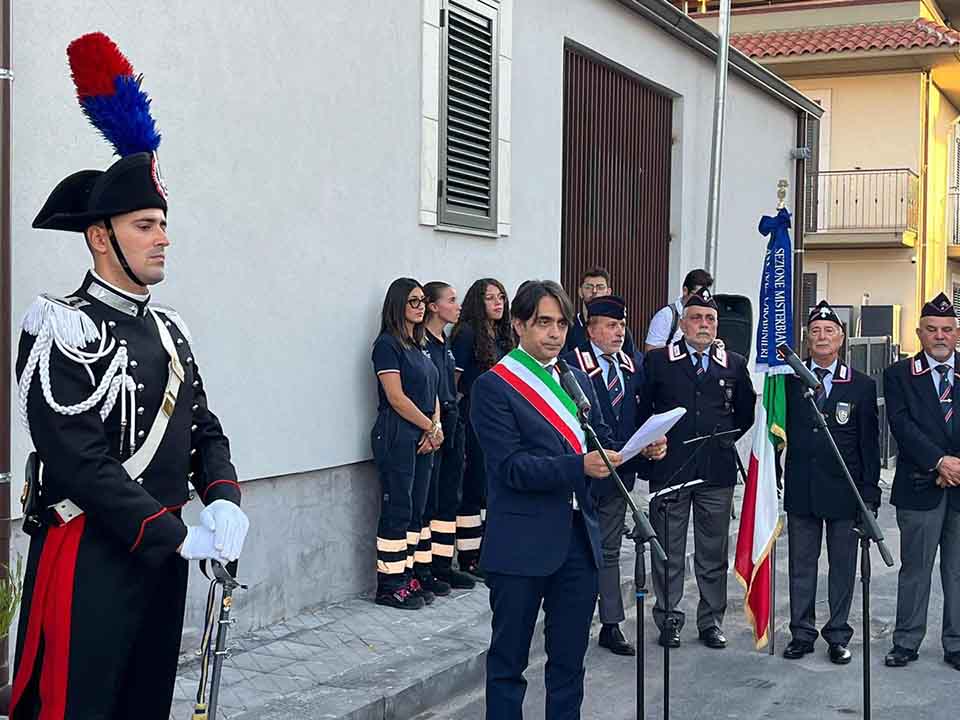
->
[[33, 153, 167, 232], [34, 33, 167, 235], [920, 292, 957, 319], [683, 287, 718, 311], [807, 300, 843, 328]]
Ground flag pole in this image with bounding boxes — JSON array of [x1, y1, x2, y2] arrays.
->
[[768, 180, 789, 658], [704, 0, 732, 280]]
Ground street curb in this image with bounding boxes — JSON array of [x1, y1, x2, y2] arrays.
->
[[302, 518, 790, 720]]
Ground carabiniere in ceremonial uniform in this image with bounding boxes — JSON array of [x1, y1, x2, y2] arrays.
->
[[10, 33, 248, 720], [781, 301, 881, 666]]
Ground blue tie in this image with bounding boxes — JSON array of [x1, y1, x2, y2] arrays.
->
[[937, 364, 953, 425], [602, 355, 624, 417]]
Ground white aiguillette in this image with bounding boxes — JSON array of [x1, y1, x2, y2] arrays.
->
[[619, 407, 687, 463]]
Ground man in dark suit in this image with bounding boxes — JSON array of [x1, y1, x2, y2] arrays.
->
[[471, 281, 665, 720], [781, 301, 881, 665], [883, 292, 960, 671], [562, 295, 645, 657], [564, 266, 637, 355], [639, 287, 756, 650]]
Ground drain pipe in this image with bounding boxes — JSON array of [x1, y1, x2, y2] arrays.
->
[[0, 0, 12, 701], [704, 0, 731, 284]]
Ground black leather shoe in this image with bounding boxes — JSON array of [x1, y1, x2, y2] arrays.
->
[[658, 626, 681, 648], [884, 645, 919, 667], [829, 643, 852, 665], [944, 651, 960, 670], [434, 568, 476, 590], [599, 624, 636, 656], [698, 627, 727, 649], [783, 639, 815, 659]]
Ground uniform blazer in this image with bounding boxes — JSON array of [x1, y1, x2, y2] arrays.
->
[[884, 351, 960, 512], [783, 362, 881, 520], [471, 364, 642, 576], [638, 339, 756, 492], [561, 345, 645, 495]]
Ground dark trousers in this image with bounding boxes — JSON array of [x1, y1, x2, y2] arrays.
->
[[893, 496, 960, 653], [597, 492, 628, 624], [485, 514, 599, 720], [787, 513, 858, 645], [424, 405, 462, 571], [457, 396, 486, 565], [649, 484, 734, 632], [374, 413, 433, 592], [12, 521, 188, 720]]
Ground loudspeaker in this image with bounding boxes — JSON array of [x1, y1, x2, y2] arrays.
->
[[860, 304, 901, 345], [714, 294, 753, 358]]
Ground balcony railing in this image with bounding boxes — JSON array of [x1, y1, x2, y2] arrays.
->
[[805, 169, 919, 235]]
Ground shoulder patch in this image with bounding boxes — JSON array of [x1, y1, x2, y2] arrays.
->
[[668, 342, 688, 363], [617, 351, 636, 374], [573, 347, 601, 377], [712, 343, 728, 368], [834, 363, 852, 383], [152, 304, 193, 344], [21, 294, 100, 349], [911, 354, 930, 376]]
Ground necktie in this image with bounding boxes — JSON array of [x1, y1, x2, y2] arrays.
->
[[936, 364, 954, 425], [694, 352, 706, 378], [602, 355, 624, 417], [814, 367, 830, 411]]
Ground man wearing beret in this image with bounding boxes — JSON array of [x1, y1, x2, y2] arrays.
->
[[562, 295, 655, 657], [781, 301, 880, 665], [638, 288, 756, 650], [883, 292, 960, 671]]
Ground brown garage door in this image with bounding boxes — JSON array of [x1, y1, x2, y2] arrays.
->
[[561, 44, 673, 344]]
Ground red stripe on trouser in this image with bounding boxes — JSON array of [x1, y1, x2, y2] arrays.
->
[[10, 516, 86, 720]]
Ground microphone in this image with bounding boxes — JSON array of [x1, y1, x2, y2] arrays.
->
[[776, 343, 821, 392], [555, 358, 591, 416]]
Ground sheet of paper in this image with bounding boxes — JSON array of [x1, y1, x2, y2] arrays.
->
[[619, 407, 687, 463]]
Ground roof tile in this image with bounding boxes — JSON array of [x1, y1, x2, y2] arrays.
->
[[731, 18, 960, 59]]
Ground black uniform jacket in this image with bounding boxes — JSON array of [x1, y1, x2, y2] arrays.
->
[[783, 362, 881, 520], [16, 272, 240, 568], [561, 344, 645, 496], [884, 351, 960, 512], [638, 339, 756, 492]]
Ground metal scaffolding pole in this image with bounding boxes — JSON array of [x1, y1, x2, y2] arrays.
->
[[704, 0, 732, 283]]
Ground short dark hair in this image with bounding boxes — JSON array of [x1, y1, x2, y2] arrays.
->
[[683, 269, 714, 292], [512, 280, 574, 325], [379, 277, 425, 348], [579, 266, 611, 286]]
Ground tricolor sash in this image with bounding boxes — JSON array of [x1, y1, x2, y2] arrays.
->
[[491, 349, 586, 453]]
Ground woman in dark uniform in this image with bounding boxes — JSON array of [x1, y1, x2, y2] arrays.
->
[[422, 282, 477, 590], [371, 278, 442, 609], [450, 278, 514, 578]]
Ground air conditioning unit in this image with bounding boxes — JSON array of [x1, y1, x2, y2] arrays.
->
[[860, 304, 901, 346]]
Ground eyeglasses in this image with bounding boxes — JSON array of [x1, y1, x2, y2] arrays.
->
[[581, 283, 608, 293], [407, 297, 426, 308]]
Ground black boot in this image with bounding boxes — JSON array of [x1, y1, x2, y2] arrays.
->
[[434, 566, 477, 589], [375, 583, 425, 610]]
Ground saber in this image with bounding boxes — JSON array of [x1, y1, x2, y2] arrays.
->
[[193, 561, 245, 720]]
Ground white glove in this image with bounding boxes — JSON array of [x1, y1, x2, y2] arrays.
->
[[199, 499, 250, 562], [178, 525, 224, 561]]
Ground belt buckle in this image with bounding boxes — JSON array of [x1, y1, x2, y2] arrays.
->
[[162, 389, 176, 418]]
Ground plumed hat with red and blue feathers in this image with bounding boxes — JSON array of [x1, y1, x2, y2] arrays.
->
[[33, 32, 168, 233]]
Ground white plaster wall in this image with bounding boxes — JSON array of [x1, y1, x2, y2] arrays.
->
[[6, 0, 801, 643]]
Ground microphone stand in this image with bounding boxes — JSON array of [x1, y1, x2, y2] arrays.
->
[[800, 387, 894, 720], [574, 406, 665, 720], [650, 425, 734, 720]]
